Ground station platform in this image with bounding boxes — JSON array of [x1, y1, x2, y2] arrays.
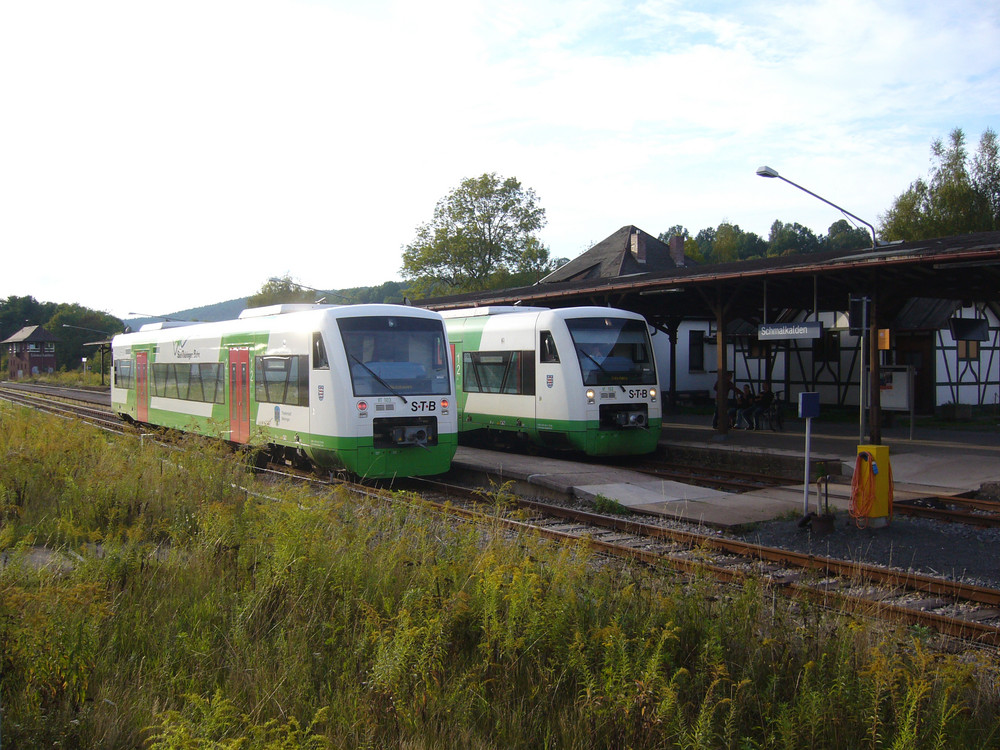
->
[[450, 414, 1000, 529]]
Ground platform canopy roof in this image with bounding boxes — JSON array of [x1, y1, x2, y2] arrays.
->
[[421, 230, 1000, 330]]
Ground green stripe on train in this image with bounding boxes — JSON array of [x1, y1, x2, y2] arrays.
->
[[459, 410, 661, 455]]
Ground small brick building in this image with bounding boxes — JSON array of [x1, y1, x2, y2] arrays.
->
[[2, 325, 59, 379]]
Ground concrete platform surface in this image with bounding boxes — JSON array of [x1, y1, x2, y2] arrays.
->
[[451, 416, 1000, 528]]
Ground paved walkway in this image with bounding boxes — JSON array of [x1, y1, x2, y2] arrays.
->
[[452, 414, 1000, 528]]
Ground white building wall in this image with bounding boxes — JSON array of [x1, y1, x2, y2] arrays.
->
[[934, 305, 1000, 408]]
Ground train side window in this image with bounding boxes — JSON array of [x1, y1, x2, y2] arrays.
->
[[463, 351, 535, 396], [540, 331, 559, 363], [114, 359, 133, 389], [255, 355, 310, 406], [312, 332, 330, 370]]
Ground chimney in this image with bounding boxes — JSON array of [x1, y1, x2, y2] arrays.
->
[[631, 229, 646, 264], [669, 235, 685, 267]]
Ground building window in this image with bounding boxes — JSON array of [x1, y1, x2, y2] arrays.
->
[[688, 330, 705, 372], [813, 330, 840, 363], [957, 339, 979, 361]]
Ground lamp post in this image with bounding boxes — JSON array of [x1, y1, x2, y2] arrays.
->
[[756, 165, 881, 444], [755, 166, 877, 249]]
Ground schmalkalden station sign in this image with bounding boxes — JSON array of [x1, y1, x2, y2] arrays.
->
[[757, 321, 823, 340]]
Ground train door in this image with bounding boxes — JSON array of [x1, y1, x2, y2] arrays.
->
[[136, 351, 149, 422], [228, 348, 251, 443]]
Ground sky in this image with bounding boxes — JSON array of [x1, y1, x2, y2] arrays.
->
[[2, 0, 999, 320]]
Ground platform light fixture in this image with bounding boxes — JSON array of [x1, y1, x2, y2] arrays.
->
[[756, 165, 877, 249]]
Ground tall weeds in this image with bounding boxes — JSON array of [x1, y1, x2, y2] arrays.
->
[[1, 403, 999, 748]]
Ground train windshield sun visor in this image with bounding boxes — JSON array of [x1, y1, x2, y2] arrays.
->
[[338, 316, 451, 398], [566, 317, 657, 387]]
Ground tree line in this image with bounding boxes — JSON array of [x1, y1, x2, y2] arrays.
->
[[0, 295, 123, 373]]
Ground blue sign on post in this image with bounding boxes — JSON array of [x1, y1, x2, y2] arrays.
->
[[797, 392, 820, 516], [798, 391, 820, 419]]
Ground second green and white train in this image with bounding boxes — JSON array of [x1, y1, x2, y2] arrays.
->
[[442, 306, 662, 456]]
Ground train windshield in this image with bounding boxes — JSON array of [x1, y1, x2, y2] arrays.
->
[[338, 316, 451, 397], [566, 317, 657, 386]]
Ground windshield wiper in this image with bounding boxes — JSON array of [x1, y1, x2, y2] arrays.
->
[[349, 355, 408, 404], [577, 347, 626, 392]]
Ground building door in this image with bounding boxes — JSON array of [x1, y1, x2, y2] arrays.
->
[[229, 348, 251, 443], [136, 351, 149, 422], [894, 333, 935, 414]]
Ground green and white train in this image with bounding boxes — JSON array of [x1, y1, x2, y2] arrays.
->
[[442, 306, 661, 456], [111, 304, 457, 479]]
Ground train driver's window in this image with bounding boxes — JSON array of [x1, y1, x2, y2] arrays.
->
[[312, 332, 330, 370], [540, 331, 559, 363]]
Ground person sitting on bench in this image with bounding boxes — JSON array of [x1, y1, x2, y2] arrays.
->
[[745, 383, 774, 430]]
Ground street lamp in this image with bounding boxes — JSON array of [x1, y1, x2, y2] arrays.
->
[[755, 166, 877, 249], [756, 165, 881, 444]]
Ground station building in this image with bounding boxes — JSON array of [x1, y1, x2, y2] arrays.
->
[[1, 325, 60, 379], [421, 227, 1000, 439]]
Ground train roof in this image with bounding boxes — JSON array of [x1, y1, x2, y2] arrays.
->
[[439, 305, 549, 318], [113, 303, 444, 345], [440, 305, 648, 321]]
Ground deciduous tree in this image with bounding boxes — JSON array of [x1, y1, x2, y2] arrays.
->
[[400, 173, 549, 298], [825, 219, 872, 251], [767, 220, 820, 256], [879, 127, 999, 241], [247, 276, 317, 308]]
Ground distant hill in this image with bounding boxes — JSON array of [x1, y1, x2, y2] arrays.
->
[[123, 298, 248, 330], [123, 281, 408, 331]]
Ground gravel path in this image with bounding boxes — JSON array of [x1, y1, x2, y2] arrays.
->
[[735, 511, 1000, 590]]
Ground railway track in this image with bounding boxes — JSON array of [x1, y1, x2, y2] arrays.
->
[[7, 381, 1000, 648], [0, 383, 123, 432], [894, 494, 1000, 527], [408, 476, 1000, 649], [627, 460, 791, 492]]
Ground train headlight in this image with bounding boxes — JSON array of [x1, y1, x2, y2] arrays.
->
[[649, 388, 657, 402], [357, 401, 368, 412], [586, 389, 595, 403], [440, 399, 449, 409]]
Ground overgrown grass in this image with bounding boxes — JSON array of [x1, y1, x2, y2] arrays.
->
[[2, 402, 1000, 748], [16, 369, 109, 389]]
